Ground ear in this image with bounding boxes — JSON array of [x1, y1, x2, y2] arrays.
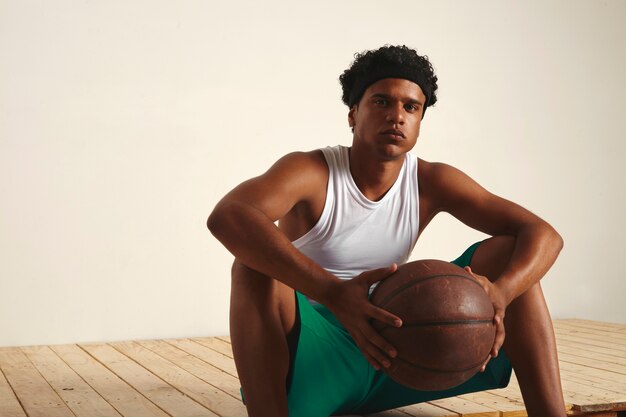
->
[[348, 105, 357, 129]]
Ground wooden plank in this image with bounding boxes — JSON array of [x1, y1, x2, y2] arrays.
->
[[136, 339, 242, 399], [428, 395, 501, 417], [558, 342, 626, 366], [80, 342, 218, 417], [560, 377, 626, 412], [165, 338, 239, 377], [217, 336, 231, 344], [558, 319, 626, 332], [192, 337, 234, 359], [399, 402, 460, 417], [0, 365, 28, 417], [482, 373, 574, 415], [50, 344, 170, 417], [554, 327, 626, 350], [556, 326, 626, 347], [457, 391, 527, 416], [0, 347, 75, 417], [366, 410, 413, 417], [3, 323, 626, 417], [559, 361, 626, 387], [555, 335, 626, 357], [556, 322, 626, 341], [21, 345, 122, 417], [556, 333, 626, 359], [558, 351, 626, 378], [111, 340, 247, 417], [560, 367, 624, 392]]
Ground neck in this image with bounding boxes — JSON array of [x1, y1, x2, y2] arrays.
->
[[348, 146, 405, 201]]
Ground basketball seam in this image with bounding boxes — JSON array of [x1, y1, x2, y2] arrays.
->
[[377, 319, 493, 331], [376, 274, 483, 309], [392, 353, 491, 373]]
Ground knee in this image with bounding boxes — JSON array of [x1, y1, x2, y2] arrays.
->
[[230, 260, 297, 335], [231, 260, 289, 314], [470, 236, 516, 282], [231, 260, 275, 305]]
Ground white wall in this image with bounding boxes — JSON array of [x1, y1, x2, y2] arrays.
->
[[1, 0, 624, 347]]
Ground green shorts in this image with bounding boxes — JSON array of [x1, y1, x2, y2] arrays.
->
[[246, 241, 512, 416]]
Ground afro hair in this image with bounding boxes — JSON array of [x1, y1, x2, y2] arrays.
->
[[339, 45, 438, 112]]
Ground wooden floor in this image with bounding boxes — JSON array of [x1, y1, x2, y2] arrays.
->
[[1, 319, 625, 417]]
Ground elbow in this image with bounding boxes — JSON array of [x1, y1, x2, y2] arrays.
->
[[554, 229, 564, 254], [207, 204, 227, 237], [543, 222, 564, 256], [207, 200, 243, 241], [206, 212, 215, 233]]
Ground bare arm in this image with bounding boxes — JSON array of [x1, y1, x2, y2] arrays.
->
[[208, 151, 402, 369], [419, 160, 563, 365], [207, 151, 340, 302], [420, 160, 564, 305]]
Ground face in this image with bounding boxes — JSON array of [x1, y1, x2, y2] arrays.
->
[[348, 78, 426, 161]]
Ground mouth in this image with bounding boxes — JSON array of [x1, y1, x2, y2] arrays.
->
[[381, 129, 406, 139]]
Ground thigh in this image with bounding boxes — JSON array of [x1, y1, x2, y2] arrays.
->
[[287, 292, 372, 417], [230, 259, 297, 335]]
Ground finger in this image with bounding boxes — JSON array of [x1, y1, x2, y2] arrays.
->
[[464, 266, 478, 279], [480, 355, 492, 372], [348, 331, 380, 369], [369, 304, 403, 328], [359, 264, 398, 286], [492, 314, 506, 357], [464, 266, 482, 282], [364, 351, 383, 371], [361, 323, 398, 359], [353, 331, 391, 369], [362, 340, 393, 369], [465, 266, 491, 292]]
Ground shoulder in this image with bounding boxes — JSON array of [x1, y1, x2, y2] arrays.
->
[[418, 158, 464, 190], [418, 158, 487, 211], [256, 149, 329, 200], [267, 149, 328, 185], [272, 149, 327, 171]]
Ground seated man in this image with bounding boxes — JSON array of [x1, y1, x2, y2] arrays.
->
[[208, 45, 565, 417]]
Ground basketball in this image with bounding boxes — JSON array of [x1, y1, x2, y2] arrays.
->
[[370, 259, 495, 391]]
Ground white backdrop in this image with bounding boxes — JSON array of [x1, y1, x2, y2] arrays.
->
[[1, 0, 625, 347]]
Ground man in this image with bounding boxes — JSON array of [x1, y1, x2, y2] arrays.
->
[[208, 45, 565, 417]]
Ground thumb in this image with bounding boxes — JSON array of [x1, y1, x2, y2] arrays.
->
[[361, 264, 398, 285], [464, 266, 480, 280]]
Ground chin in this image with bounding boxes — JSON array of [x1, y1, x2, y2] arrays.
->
[[380, 140, 414, 156], [376, 146, 405, 161]]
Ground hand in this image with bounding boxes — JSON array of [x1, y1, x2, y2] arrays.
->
[[464, 266, 507, 372], [325, 265, 403, 371]]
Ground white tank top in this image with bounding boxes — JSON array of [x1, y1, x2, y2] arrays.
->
[[292, 145, 420, 298]]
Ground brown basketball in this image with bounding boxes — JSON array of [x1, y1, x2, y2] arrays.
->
[[370, 259, 495, 391]]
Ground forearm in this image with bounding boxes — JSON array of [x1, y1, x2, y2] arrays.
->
[[207, 201, 340, 304], [494, 221, 564, 306]]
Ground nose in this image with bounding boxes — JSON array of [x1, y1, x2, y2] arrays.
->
[[385, 103, 405, 125]]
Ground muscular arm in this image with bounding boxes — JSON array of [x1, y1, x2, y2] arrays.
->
[[207, 151, 340, 304], [208, 151, 402, 369], [419, 160, 564, 305]]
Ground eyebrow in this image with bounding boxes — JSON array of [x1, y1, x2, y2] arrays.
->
[[370, 93, 423, 106]]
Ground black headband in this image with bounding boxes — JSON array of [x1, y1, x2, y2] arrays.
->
[[348, 65, 432, 118]]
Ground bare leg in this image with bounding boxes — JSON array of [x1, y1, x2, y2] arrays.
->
[[230, 260, 297, 417], [471, 236, 567, 417]]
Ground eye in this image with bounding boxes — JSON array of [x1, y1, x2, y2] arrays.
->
[[374, 98, 388, 106], [404, 103, 419, 112]]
